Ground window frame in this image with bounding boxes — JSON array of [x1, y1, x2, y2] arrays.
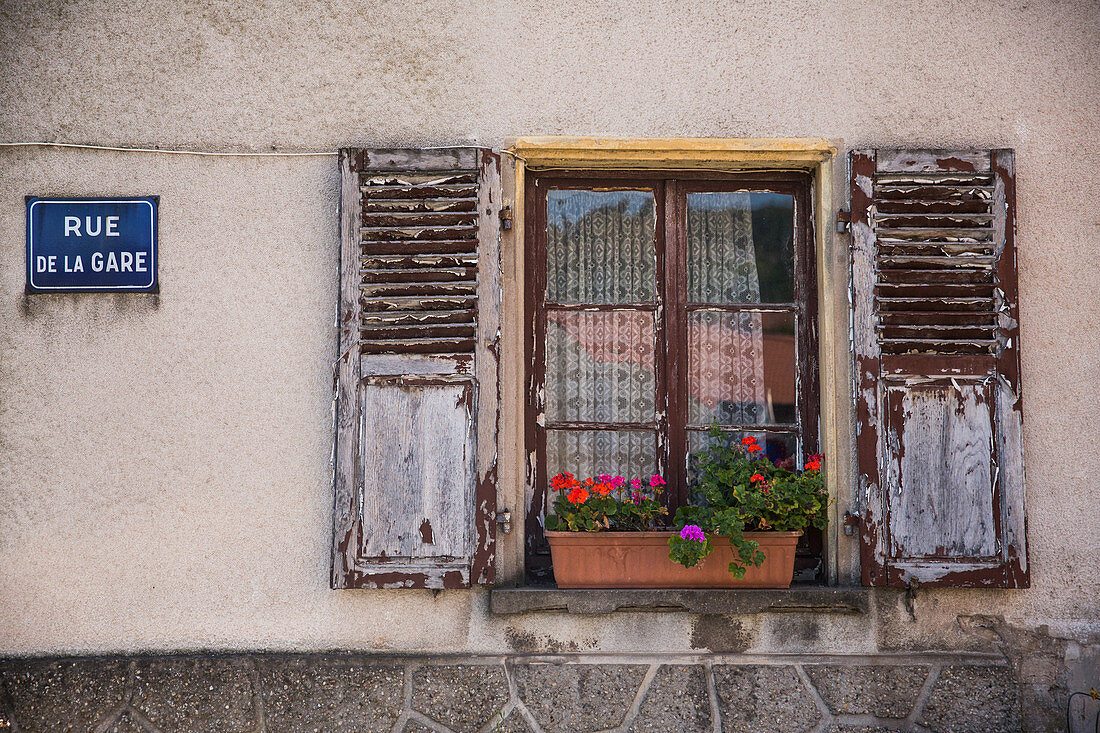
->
[[495, 138, 843, 587], [523, 169, 821, 581]]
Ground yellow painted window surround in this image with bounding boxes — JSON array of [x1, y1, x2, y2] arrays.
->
[[502, 137, 846, 584]]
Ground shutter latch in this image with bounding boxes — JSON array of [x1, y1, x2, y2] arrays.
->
[[836, 209, 851, 233], [495, 509, 512, 534], [499, 206, 513, 231], [905, 578, 920, 621]]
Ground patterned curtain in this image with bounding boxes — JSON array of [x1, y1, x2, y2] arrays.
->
[[686, 192, 767, 427], [545, 311, 654, 424], [544, 191, 657, 479], [546, 190, 655, 304], [541, 190, 767, 481]]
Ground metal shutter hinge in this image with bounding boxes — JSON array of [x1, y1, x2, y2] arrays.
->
[[495, 509, 512, 533], [843, 512, 860, 536], [836, 209, 851, 233], [499, 206, 513, 230]]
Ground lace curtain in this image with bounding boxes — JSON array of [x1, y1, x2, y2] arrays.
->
[[544, 190, 657, 478], [687, 192, 767, 427], [542, 190, 766, 480]]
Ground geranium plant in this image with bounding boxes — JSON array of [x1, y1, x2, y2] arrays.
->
[[668, 425, 829, 578], [544, 472, 669, 532]]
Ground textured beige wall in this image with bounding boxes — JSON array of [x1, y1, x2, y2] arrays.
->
[[1, 0, 1098, 655]]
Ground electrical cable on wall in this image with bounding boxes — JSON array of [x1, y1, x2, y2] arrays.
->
[[0, 142, 510, 158], [0, 142, 339, 156]]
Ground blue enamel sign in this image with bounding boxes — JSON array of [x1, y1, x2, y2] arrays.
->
[[26, 197, 158, 292]]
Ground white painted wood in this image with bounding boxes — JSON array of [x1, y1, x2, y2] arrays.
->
[[876, 150, 991, 174], [358, 380, 475, 560], [333, 147, 501, 587], [363, 148, 479, 172], [361, 354, 470, 376], [472, 150, 503, 583], [332, 149, 365, 588], [884, 380, 997, 559], [995, 374, 1027, 574]]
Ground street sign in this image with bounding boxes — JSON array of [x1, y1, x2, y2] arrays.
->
[[26, 197, 158, 292]]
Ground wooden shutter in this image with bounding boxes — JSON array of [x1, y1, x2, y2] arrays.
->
[[332, 148, 501, 589], [851, 149, 1028, 588]]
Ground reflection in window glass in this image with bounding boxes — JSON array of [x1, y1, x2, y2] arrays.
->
[[545, 311, 656, 424], [547, 190, 655, 304], [688, 311, 797, 426], [687, 192, 794, 304]]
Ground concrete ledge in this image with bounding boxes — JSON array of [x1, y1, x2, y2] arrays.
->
[[489, 587, 871, 615]]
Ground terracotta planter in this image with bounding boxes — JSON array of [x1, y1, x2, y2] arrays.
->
[[545, 530, 802, 589]]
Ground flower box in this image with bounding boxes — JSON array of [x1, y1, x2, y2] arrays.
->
[[546, 530, 802, 589]]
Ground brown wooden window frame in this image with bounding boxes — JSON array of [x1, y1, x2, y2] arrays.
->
[[523, 169, 820, 581]]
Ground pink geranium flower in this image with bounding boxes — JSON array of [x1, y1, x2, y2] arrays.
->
[[680, 525, 705, 543]]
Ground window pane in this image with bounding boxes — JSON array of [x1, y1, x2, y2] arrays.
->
[[545, 311, 655, 423], [687, 430, 800, 489], [687, 191, 794, 304], [547, 189, 656, 303], [688, 311, 797, 426], [546, 430, 657, 483]]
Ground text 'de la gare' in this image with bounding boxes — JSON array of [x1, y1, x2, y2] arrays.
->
[[26, 198, 158, 292]]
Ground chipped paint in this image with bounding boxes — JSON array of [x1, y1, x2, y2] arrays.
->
[[332, 148, 501, 590], [851, 149, 1029, 588]]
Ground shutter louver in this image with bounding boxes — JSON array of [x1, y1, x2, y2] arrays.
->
[[332, 148, 501, 589], [851, 149, 1029, 588], [360, 166, 480, 357]]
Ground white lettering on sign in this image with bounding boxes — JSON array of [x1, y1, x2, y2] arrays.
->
[[63, 216, 122, 237], [89, 251, 147, 272], [28, 199, 157, 291]]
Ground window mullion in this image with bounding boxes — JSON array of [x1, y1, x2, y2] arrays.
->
[[653, 181, 669, 499], [662, 179, 690, 509]]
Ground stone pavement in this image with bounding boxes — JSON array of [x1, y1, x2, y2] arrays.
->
[[0, 654, 1023, 732]]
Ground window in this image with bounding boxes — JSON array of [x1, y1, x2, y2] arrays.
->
[[523, 172, 820, 582], [330, 140, 1029, 593]]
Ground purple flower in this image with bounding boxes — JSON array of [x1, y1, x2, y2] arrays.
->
[[680, 524, 705, 543]]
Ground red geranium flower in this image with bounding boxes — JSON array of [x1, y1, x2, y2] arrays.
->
[[567, 487, 589, 505], [741, 436, 757, 446], [550, 472, 575, 491], [750, 473, 766, 483], [593, 482, 612, 497]]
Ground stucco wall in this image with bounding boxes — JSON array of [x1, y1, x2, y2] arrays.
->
[[1, 0, 1098, 657]]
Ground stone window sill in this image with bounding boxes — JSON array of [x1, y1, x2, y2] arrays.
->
[[489, 587, 870, 615]]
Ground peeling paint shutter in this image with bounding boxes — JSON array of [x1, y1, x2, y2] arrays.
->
[[332, 148, 500, 589], [851, 149, 1028, 588]]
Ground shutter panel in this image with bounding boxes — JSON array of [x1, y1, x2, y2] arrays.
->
[[332, 148, 501, 589], [851, 149, 1029, 588]]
